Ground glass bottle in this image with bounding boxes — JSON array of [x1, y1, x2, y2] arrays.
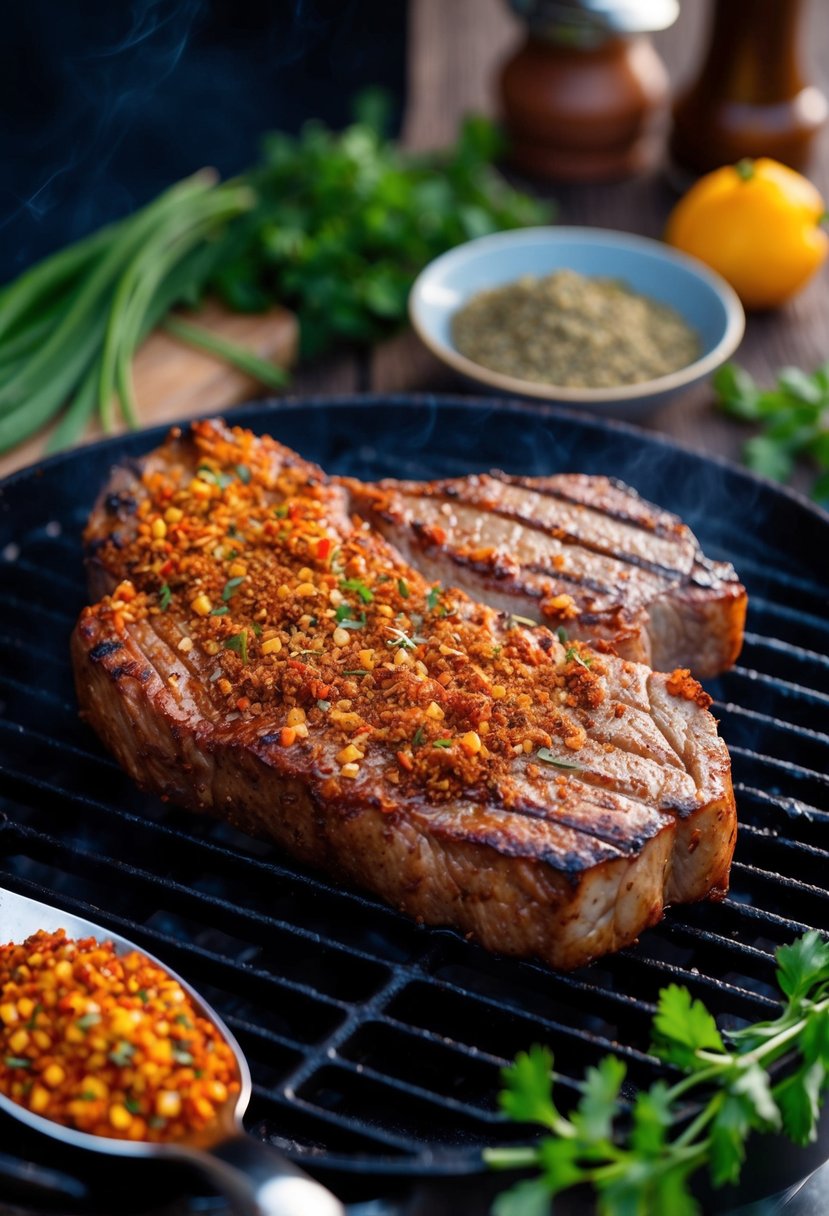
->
[[670, 0, 828, 177]]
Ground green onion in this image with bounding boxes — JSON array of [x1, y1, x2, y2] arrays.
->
[[163, 315, 288, 391]]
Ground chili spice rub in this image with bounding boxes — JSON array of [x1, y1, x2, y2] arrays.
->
[[451, 268, 700, 388], [72, 420, 736, 970], [0, 929, 238, 1141]]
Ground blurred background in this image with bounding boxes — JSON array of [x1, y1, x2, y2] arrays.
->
[[5, 1, 825, 274], [1, 0, 828, 476], [0, 0, 409, 278]]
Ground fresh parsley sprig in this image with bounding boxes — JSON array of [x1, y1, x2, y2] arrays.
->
[[486, 931, 829, 1215], [713, 362, 829, 504]]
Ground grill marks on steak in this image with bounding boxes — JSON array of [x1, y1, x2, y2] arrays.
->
[[351, 472, 747, 678], [72, 420, 736, 970]]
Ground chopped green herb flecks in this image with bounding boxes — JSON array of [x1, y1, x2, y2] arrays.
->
[[509, 613, 538, 630], [222, 576, 245, 601], [335, 603, 367, 629], [225, 631, 249, 664], [159, 583, 172, 612], [340, 577, 374, 604], [536, 748, 581, 770], [565, 645, 592, 669]]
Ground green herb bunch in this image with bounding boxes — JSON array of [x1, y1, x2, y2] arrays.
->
[[713, 362, 829, 505], [487, 931, 829, 1215], [208, 92, 550, 356], [0, 94, 549, 458]]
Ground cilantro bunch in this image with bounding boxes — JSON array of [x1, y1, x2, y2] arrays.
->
[[207, 91, 551, 356], [713, 362, 829, 505], [487, 931, 829, 1215]]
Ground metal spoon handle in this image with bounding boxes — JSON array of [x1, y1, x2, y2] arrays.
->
[[193, 1132, 345, 1216]]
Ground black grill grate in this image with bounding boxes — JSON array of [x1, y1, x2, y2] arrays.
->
[[1, 396, 829, 1210]]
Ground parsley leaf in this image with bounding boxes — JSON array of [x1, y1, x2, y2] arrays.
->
[[776, 930, 829, 1004], [491, 1178, 552, 1216], [159, 583, 172, 611], [499, 1046, 558, 1129], [713, 360, 829, 499], [776, 1060, 825, 1146], [651, 984, 725, 1070], [573, 1056, 625, 1142]]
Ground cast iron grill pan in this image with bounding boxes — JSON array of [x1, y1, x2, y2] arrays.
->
[[1, 396, 828, 1212]]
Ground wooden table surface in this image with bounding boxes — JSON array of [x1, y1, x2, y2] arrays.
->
[[292, 0, 829, 498]]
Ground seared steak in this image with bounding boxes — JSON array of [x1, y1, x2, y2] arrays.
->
[[351, 472, 746, 677], [73, 421, 736, 971]]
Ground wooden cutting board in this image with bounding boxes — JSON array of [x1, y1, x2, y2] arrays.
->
[[0, 299, 299, 480]]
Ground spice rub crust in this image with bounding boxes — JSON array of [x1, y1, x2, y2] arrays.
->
[[73, 420, 737, 971]]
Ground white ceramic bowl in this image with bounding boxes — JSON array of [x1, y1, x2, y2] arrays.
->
[[408, 226, 745, 419]]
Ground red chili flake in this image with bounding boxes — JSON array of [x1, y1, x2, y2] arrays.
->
[[315, 538, 332, 561]]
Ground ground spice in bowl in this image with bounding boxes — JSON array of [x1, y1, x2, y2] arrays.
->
[[0, 928, 239, 1142], [451, 268, 700, 388]]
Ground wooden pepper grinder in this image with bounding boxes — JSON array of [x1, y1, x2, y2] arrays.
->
[[498, 0, 679, 182], [670, 0, 828, 178]]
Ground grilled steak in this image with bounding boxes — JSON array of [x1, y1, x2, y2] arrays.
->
[[73, 421, 736, 971], [350, 472, 746, 677]]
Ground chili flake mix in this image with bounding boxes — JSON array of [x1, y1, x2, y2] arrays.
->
[[0, 929, 239, 1142], [80, 421, 624, 808]]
